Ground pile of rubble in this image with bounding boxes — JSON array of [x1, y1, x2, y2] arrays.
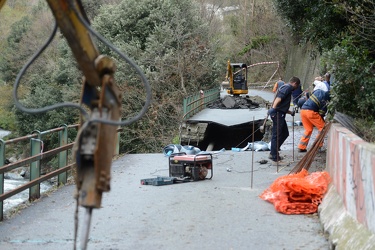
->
[[207, 95, 268, 109]]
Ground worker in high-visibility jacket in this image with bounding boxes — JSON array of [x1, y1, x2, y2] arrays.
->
[[298, 89, 330, 152]]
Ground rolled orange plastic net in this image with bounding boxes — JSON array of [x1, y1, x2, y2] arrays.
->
[[259, 169, 331, 214]]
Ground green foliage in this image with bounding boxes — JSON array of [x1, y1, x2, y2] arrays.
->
[[53, 40, 81, 86], [0, 16, 31, 82], [14, 81, 80, 135], [93, 0, 219, 152], [0, 112, 15, 131], [323, 42, 375, 119], [7, 16, 30, 46], [0, 85, 16, 130], [80, 0, 122, 20], [172, 134, 180, 145], [0, 4, 81, 139], [354, 118, 375, 143], [272, 0, 348, 52], [0, 0, 300, 153], [274, 0, 375, 141], [94, 0, 161, 52]]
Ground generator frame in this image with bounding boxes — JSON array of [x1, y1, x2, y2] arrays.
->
[[168, 153, 213, 181]]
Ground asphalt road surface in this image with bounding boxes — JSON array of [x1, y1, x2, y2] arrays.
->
[[0, 90, 330, 250], [0, 145, 330, 250]]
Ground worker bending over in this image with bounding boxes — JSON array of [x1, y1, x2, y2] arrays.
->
[[268, 76, 300, 162], [298, 89, 330, 152]]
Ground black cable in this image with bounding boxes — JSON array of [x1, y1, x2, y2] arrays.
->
[[12, 21, 90, 120], [13, 4, 152, 128]]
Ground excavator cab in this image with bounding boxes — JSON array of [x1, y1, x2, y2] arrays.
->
[[226, 61, 248, 95]]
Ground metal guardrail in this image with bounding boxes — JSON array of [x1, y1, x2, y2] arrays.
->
[[0, 124, 122, 221], [182, 88, 220, 120]]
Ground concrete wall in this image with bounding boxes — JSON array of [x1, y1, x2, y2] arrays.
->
[[319, 123, 375, 249], [327, 123, 375, 233], [284, 43, 375, 248]]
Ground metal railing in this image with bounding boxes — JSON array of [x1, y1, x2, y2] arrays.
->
[[182, 88, 220, 120], [0, 124, 122, 221]]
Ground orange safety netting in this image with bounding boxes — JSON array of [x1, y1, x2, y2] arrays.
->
[[259, 169, 331, 214]]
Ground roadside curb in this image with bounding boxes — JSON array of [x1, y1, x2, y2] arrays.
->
[[319, 184, 375, 249]]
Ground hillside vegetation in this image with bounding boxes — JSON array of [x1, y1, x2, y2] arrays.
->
[[0, 0, 373, 154], [0, 0, 289, 152], [273, 0, 375, 142]]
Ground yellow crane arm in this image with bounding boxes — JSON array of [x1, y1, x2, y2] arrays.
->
[[1, 0, 122, 208]]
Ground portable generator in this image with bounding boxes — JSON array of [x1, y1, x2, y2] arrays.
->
[[168, 153, 213, 181]]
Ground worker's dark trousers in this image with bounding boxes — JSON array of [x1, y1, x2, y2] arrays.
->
[[270, 111, 289, 159]]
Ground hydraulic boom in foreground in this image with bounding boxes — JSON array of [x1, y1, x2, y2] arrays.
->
[[0, 1, 151, 249]]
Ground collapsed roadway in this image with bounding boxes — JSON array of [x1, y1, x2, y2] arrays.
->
[[180, 90, 274, 151]]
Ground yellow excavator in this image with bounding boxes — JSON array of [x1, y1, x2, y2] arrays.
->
[[224, 60, 248, 95], [0, 1, 151, 249]]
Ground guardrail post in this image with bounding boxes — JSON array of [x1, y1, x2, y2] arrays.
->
[[200, 90, 204, 112], [183, 98, 188, 117], [193, 95, 198, 115], [30, 136, 41, 200], [0, 139, 5, 221], [58, 124, 68, 185], [115, 127, 120, 155]]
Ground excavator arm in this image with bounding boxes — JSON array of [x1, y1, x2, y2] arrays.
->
[[1, 0, 119, 206], [45, 0, 122, 209]]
